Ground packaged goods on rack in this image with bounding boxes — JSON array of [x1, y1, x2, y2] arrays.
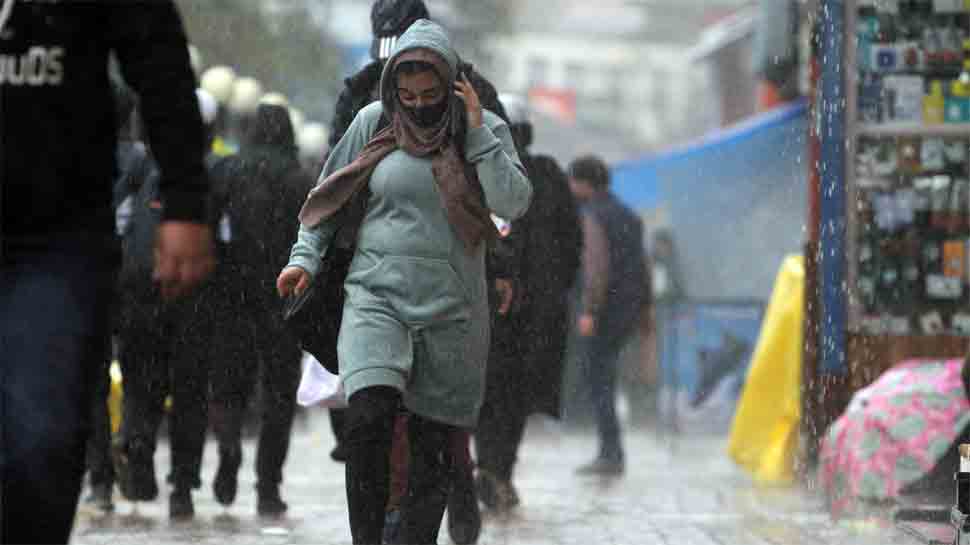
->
[[854, 135, 970, 334], [856, 2, 970, 125]]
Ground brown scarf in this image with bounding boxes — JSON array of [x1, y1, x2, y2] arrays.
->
[[298, 49, 496, 251]]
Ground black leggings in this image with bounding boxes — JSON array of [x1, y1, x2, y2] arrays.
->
[[344, 386, 456, 545]]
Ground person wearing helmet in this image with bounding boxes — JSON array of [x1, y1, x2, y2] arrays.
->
[[474, 95, 583, 511], [324, 3, 514, 543], [280, 19, 531, 545], [205, 103, 314, 517]]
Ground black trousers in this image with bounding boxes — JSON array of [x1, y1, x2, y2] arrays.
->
[[475, 322, 528, 482], [116, 288, 211, 490], [475, 398, 528, 483], [576, 332, 627, 462], [209, 307, 302, 489], [86, 333, 115, 488], [345, 387, 456, 545]]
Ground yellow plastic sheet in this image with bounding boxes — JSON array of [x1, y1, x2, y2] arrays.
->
[[728, 255, 804, 486]]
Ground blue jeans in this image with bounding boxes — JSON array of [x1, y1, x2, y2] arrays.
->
[[1, 247, 117, 543], [576, 332, 626, 463]]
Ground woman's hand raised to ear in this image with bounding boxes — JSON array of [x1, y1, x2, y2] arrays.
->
[[454, 73, 483, 129]]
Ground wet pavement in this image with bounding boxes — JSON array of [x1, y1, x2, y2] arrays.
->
[[73, 412, 918, 545]]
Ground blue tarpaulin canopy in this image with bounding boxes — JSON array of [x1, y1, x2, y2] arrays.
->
[[611, 100, 809, 300]]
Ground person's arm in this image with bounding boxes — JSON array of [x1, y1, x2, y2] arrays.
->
[[107, 1, 208, 224], [580, 212, 610, 319], [287, 106, 374, 278], [107, 1, 213, 298], [465, 115, 532, 221], [455, 74, 532, 221]]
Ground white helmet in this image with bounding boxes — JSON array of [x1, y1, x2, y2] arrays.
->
[[228, 77, 264, 115], [260, 92, 290, 107], [195, 88, 219, 126], [298, 122, 329, 159], [200, 65, 237, 104]]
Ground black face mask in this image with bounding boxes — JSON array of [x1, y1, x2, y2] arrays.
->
[[406, 99, 448, 128]]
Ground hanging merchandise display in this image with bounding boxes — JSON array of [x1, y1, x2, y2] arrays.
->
[[851, 1, 970, 337]]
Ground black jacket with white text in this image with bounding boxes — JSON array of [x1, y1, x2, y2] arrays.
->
[[0, 0, 208, 249]]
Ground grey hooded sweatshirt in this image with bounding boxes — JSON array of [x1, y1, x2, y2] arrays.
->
[[287, 20, 532, 427]]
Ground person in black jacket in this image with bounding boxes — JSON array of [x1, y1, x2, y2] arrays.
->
[[111, 88, 221, 521], [206, 103, 313, 517], [474, 95, 583, 511], [0, 2, 214, 542], [326, 3, 512, 543]]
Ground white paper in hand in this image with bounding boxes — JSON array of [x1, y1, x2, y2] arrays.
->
[[297, 352, 347, 408]]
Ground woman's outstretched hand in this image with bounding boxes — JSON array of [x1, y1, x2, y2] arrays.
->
[[454, 73, 483, 129], [277, 266, 311, 298]]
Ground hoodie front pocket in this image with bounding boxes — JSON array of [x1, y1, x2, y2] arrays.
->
[[363, 255, 471, 326]]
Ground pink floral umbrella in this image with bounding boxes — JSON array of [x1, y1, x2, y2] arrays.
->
[[819, 359, 970, 519]]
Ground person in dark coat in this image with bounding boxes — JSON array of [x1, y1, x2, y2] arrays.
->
[[112, 89, 222, 520], [325, 2, 512, 542], [474, 95, 583, 511], [206, 103, 313, 517], [0, 2, 214, 541], [568, 154, 647, 477], [81, 83, 147, 516]]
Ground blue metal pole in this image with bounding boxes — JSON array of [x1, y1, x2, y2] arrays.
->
[[818, 0, 847, 375]]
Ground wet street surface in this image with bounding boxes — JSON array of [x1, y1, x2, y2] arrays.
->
[[73, 413, 917, 545]]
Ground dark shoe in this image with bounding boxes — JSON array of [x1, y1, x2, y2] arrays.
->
[[475, 470, 520, 512], [113, 444, 158, 501], [448, 469, 482, 544], [330, 443, 348, 463], [257, 484, 288, 518], [84, 483, 115, 513], [213, 448, 241, 506], [382, 508, 402, 544], [575, 457, 625, 476], [169, 488, 194, 520]]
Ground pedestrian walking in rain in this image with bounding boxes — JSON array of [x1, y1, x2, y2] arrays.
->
[[207, 103, 313, 517], [474, 94, 583, 511], [325, 1, 512, 541], [0, 1, 214, 541], [112, 89, 222, 520], [81, 83, 154, 516], [568, 154, 647, 476], [278, 19, 531, 544]]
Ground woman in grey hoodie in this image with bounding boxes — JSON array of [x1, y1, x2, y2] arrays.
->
[[277, 20, 531, 544]]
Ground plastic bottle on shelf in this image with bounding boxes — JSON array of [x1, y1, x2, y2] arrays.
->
[[924, 79, 947, 123], [947, 57, 970, 122]]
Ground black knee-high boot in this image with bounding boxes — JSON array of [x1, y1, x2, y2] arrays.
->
[[344, 386, 400, 544]]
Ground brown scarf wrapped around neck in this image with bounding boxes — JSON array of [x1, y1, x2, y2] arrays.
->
[[298, 49, 496, 252]]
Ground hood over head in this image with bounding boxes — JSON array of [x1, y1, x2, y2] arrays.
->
[[241, 103, 298, 157], [379, 19, 459, 124]]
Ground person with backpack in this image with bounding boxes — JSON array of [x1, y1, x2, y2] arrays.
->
[[111, 89, 221, 520], [324, 2, 513, 542], [206, 103, 314, 517], [474, 94, 583, 511], [278, 19, 531, 544]]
